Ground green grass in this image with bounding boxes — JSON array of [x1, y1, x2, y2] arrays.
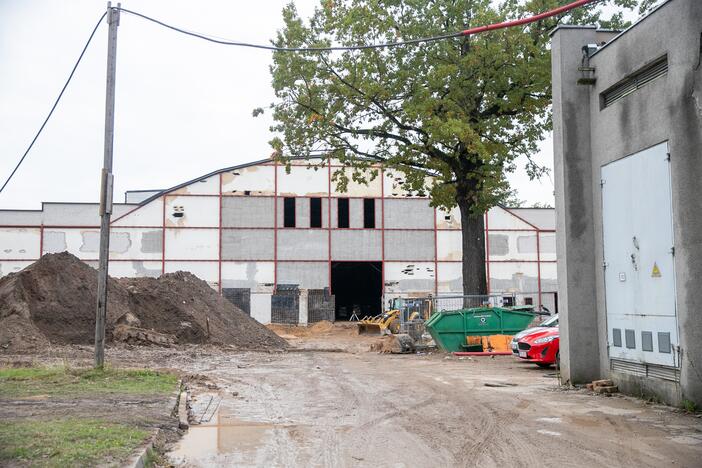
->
[[0, 366, 178, 398], [0, 419, 148, 468]]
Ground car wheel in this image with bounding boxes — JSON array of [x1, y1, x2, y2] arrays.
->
[[556, 351, 560, 369], [536, 362, 552, 368]]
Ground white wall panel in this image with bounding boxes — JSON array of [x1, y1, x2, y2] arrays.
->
[[330, 167, 382, 197], [108, 260, 162, 278], [0, 228, 40, 259], [382, 169, 433, 198], [437, 230, 461, 261], [437, 262, 463, 293], [164, 261, 218, 289], [165, 195, 219, 227], [165, 228, 218, 260], [487, 207, 535, 230], [112, 198, 163, 227], [0, 260, 34, 277], [171, 175, 220, 195], [221, 165, 275, 196], [277, 165, 328, 196], [436, 206, 461, 229], [221, 261, 274, 289], [384, 261, 435, 294]]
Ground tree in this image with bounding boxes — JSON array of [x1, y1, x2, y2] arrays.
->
[[263, 0, 653, 296]]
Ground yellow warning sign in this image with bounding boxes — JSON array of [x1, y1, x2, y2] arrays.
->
[[651, 262, 662, 278]]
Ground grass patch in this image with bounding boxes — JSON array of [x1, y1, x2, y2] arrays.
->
[[0, 418, 148, 467], [0, 366, 178, 398]]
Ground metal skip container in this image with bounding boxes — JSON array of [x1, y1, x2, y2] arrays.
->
[[425, 307, 536, 353]]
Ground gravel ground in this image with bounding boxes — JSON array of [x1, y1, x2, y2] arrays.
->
[[3, 331, 701, 467]]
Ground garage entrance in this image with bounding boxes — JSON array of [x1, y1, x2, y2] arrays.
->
[[331, 262, 382, 321]]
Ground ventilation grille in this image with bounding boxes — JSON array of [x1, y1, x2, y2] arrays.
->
[[611, 359, 679, 382], [601, 56, 668, 108]]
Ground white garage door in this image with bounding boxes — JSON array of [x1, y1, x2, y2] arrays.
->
[[602, 142, 678, 367]]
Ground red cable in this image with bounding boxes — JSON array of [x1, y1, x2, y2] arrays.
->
[[460, 0, 599, 37]]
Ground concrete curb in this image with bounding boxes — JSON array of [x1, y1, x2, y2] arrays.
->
[[123, 379, 184, 468]]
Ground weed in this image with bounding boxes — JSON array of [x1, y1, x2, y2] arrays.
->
[[0, 366, 177, 398], [682, 399, 698, 413], [0, 419, 148, 468]]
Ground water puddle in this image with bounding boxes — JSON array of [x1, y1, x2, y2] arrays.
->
[[170, 411, 300, 466]]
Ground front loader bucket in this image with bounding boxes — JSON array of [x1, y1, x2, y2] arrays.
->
[[358, 323, 382, 335]]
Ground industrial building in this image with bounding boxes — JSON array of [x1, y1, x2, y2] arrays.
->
[[551, 0, 701, 405], [0, 156, 556, 323]]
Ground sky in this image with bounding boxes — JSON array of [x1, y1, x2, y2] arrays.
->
[[0, 0, 642, 210]]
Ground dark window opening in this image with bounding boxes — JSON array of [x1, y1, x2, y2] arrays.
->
[[337, 198, 349, 228], [363, 198, 376, 228], [310, 197, 322, 228], [625, 329, 636, 349], [524, 297, 534, 306], [612, 328, 622, 347], [283, 197, 295, 228], [331, 262, 382, 320], [502, 296, 515, 307], [658, 332, 671, 353]]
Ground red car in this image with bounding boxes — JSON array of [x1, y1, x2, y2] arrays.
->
[[516, 328, 559, 368]]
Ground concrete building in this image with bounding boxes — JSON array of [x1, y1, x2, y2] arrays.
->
[[0, 157, 556, 323], [551, 0, 701, 405]]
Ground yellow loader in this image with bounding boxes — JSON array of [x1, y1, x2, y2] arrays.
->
[[358, 310, 402, 335], [358, 298, 431, 335]]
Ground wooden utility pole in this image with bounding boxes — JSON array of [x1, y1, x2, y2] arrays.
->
[[95, 2, 120, 368]]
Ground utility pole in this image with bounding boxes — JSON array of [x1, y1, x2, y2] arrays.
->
[[95, 2, 120, 368]]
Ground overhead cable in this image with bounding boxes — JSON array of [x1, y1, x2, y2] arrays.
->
[[0, 12, 108, 195], [118, 0, 598, 52], [1, 0, 599, 193]]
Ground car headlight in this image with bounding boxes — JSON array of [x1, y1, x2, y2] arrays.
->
[[533, 335, 557, 344]]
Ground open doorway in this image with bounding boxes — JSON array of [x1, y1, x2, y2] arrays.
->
[[331, 262, 382, 321]]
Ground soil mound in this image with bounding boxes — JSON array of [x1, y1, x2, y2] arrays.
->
[[0, 253, 286, 352]]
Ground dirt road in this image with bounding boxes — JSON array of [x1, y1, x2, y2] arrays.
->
[[168, 350, 702, 467]]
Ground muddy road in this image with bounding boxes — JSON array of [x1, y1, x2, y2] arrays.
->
[[167, 351, 702, 467]]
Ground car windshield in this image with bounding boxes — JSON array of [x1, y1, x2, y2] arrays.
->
[[542, 315, 558, 327]]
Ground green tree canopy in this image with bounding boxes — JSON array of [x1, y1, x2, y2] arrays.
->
[[263, 0, 655, 295]]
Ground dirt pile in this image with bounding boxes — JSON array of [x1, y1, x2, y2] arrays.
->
[[0, 253, 287, 352]]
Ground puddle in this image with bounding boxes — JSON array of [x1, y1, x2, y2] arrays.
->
[[170, 411, 300, 466], [536, 429, 562, 437], [536, 417, 562, 424]]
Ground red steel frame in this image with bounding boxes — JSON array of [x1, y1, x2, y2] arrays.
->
[[2, 162, 553, 303], [218, 173, 223, 293]]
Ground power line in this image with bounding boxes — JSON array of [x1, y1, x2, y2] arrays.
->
[[0, 11, 107, 195], [118, 0, 598, 52], [1, 0, 599, 193], [117, 7, 462, 51]]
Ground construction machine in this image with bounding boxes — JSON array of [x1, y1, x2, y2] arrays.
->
[[357, 298, 431, 335]]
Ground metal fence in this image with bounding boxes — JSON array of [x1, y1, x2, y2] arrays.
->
[[308, 288, 335, 323], [271, 284, 300, 324], [431, 292, 557, 315], [222, 288, 251, 315]]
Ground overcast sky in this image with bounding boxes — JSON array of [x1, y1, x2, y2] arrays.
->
[[0, 1, 642, 210]]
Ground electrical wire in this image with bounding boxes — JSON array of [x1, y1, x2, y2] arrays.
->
[[118, 0, 599, 52], [0, 11, 107, 195], [1, 0, 599, 193]]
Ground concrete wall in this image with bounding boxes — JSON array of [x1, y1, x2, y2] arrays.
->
[[551, 0, 702, 405], [0, 158, 558, 321]]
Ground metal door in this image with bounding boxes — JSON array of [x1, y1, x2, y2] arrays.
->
[[602, 142, 677, 367]]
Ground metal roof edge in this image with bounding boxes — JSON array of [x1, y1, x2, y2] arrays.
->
[[136, 155, 351, 206], [590, 0, 674, 58], [548, 24, 597, 37]]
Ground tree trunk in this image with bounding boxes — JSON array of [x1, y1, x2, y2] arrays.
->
[[458, 199, 487, 299]]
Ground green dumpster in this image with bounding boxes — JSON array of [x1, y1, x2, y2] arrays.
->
[[425, 307, 536, 352]]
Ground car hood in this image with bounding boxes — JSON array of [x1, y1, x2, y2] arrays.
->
[[513, 326, 547, 341], [522, 328, 559, 344]]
